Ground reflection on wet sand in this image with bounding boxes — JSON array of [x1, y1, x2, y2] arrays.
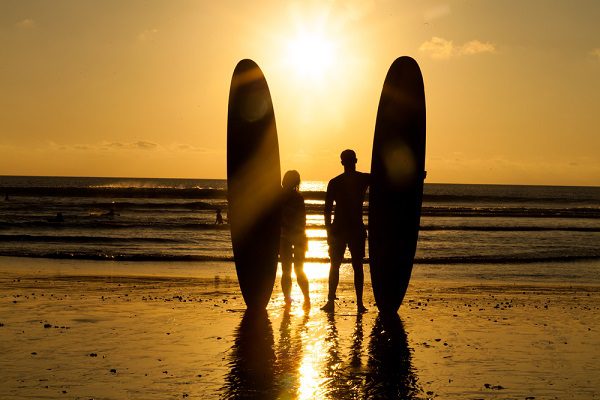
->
[[365, 314, 422, 399], [222, 309, 276, 399], [350, 313, 364, 369], [321, 313, 366, 399], [275, 306, 310, 398], [223, 310, 422, 399]]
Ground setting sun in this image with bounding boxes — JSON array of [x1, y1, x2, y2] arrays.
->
[[285, 31, 337, 81]]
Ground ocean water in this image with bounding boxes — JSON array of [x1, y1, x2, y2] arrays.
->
[[1, 176, 599, 277]]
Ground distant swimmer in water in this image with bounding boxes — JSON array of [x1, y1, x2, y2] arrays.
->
[[4, 193, 8, 201], [48, 212, 64, 223], [215, 208, 224, 224], [279, 170, 310, 308]]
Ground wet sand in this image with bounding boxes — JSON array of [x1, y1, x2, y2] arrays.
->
[[1, 257, 599, 399]]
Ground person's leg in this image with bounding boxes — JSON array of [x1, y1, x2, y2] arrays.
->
[[280, 239, 293, 303], [350, 258, 366, 312], [349, 229, 367, 312], [322, 235, 344, 312], [327, 258, 342, 301], [320, 262, 340, 312], [292, 243, 310, 304]]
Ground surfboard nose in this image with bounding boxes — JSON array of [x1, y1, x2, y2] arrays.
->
[[230, 60, 273, 123]]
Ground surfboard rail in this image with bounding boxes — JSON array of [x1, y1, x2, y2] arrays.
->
[[227, 59, 281, 310], [369, 56, 426, 313]]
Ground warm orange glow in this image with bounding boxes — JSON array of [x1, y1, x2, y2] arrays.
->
[[0, 2, 598, 185], [284, 31, 337, 82], [302, 262, 330, 281], [298, 340, 323, 399]]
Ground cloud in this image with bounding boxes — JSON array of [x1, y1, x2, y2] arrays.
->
[[104, 141, 158, 150], [46, 141, 158, 151], [591, 48, 600, 61], [132, 141, 158, 150], [45, 140, 224, 155], [419, 37, 496, 59], [172, 144, 213, 153], [460, 40, 496, 55], [137, 28, 158, 42], [419, 37, 454, 60], [16, 18, 36, 29]]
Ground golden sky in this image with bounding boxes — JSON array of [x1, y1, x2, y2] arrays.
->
[[1, 1, 599, 185]]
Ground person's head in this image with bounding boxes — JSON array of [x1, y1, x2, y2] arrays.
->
[[282, 170, 301, 191], [340, 149, 357, 171]]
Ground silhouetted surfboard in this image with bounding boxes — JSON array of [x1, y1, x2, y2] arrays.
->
[[369, 56, 426, 314], [227, 59, 281, 310]]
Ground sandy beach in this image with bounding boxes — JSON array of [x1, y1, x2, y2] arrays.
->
[[1, 257, 599, 399]]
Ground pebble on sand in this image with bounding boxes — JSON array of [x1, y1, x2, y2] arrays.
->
[[484, 383, 505, 390]]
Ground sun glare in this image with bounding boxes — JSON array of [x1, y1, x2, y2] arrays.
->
[[285, 31, 337, 81]]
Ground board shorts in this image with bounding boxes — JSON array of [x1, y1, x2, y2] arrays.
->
[[328, 225, 366, 265]]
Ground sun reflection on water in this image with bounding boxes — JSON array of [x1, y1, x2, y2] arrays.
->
[[298, 340, 323, 399], [300, 181, 327, 192]]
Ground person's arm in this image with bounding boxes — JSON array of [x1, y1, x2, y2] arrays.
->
[[324, 181, 333, 229], [301, 196, 306, 230]]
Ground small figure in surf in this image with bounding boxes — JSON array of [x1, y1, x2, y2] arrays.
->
[[279, 170, 310, 307], [4, 193, 8, 201], [48, 212, 64, 223], [321, 149, 370, 313], [215, 208, 224, 224]]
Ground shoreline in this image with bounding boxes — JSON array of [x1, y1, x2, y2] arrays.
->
[[2, 255, 599, 284], [1, 257, 599, 398]]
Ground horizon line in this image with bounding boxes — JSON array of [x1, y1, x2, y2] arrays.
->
[[0, 174, 598, 189]]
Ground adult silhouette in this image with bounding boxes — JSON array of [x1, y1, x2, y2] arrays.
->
[[321, 149, 369, 313]]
